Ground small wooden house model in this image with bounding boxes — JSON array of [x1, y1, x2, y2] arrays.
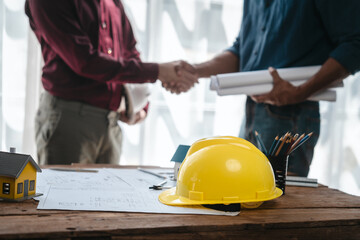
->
[[170, 145, 190, 180], [0, 149, 42, 201]]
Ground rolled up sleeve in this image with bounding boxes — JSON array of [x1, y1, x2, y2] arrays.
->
[[315, 0, 360, 74]]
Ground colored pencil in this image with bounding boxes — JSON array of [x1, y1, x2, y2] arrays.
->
[[269, 135, 279, 155], [271, 136, 283, 156], [255, 130, 268, 154], [289, 132, 313, 154], [288, 133, 305, 153], [275, 132, 290, 156]]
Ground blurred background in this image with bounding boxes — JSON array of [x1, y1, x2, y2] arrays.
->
[[0, 0, 359, 196]]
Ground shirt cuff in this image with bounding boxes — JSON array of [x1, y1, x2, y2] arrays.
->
[[141, 62, 159, 83], [225, 47, 240, 58]]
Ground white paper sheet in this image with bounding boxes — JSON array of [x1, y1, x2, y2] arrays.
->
[[213, 65, 321, 89], [216, 83, 337, 102], [123, 83, 151, 121], [211, 77, 343, 91], [36, 169, 239, 216], [210, 65, 342, 102], [216, 80, 307, 96]]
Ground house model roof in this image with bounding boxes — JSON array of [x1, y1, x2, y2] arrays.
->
[[0, 151, 41, 178], [170, 145, 190, 163]]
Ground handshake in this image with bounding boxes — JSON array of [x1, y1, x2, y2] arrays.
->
[[158, 61, 199, 94]]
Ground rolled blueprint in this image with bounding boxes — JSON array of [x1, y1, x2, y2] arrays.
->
[[212, 65, 321, 89], [210, 65, 343, 102], [216, 79, 342, 97], [217, 85, 336, 102]]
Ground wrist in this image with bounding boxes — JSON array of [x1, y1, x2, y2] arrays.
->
[[193, 63, 209, 78], [158, 63, 164, 81], [296, 84, 312, 102]]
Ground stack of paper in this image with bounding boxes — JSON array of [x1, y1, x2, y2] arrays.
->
[[286, 175, 318, 188], [210, 66, 342, 102]]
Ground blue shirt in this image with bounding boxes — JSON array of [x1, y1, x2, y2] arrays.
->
[[228, 0, 360, 74]]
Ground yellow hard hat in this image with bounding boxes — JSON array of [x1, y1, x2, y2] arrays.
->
[[159, 136, 282, 208]]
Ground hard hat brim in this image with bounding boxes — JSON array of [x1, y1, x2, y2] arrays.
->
[[159, 187, 283, 206]]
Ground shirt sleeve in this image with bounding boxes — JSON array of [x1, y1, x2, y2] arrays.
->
[[315, 0, 360, 74], [226, 34, 241, 58], [27, 0, 158, 83]]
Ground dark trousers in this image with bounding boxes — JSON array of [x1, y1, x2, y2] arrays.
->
[[241, 97, 320, 176]]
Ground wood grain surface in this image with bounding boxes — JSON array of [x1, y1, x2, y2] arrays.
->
[[0, 164, 359, 240]]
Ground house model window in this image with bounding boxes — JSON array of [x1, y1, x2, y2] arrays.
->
[[17, 183, 23, 194], [2, 183, 10, 195], [29, 180, 35, 191]]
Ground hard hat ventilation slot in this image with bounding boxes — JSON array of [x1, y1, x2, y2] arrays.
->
[[189, 191, 203, 201]]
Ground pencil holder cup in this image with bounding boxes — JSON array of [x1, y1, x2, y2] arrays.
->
[[267, 155, 289, 195]]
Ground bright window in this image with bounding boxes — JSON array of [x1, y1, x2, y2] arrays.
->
[[2, 183, 10, 194]]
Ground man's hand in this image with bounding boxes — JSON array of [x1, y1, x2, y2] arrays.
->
[[119, 109, 147, 125], [158, 60, 198, 94], [251, 67, 304, 106]]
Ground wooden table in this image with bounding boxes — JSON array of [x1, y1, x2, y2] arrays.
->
[[1, 164, 360, 240]]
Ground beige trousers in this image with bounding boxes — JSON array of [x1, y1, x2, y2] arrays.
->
[[35, 92, 122, 165]]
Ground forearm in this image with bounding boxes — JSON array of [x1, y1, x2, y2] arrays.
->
[[194, 51, 239, 78], [297, 58, 350, 100], [251, 58, 351, 106]]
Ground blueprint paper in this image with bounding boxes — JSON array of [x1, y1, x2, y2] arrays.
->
[[36, 169, 239, 216], [210, 76, 219, 90], [216, 83, 337, 102], [213, 65, 321, 89], [209, 65, 342, 102], [211, 78, 343, 92], [217, 80, 308, 96]]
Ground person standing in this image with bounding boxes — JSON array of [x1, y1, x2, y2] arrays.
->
[[173, 0, 360, 176], [25, 0, 197, 165]]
